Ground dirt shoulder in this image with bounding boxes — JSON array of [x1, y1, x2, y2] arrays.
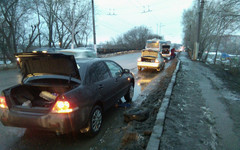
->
[[160, 52, 240, 150]]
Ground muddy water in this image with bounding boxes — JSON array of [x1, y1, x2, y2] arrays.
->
[[199, 77, 240, 150]]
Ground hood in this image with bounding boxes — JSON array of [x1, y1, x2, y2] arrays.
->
[[15, 53, 80, 80]]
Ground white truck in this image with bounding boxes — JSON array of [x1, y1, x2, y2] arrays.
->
[[145, 39, 167, 51]]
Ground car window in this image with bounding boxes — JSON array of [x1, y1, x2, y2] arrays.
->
[[89, 62, 110, 83], [105, 61, 123, 78]]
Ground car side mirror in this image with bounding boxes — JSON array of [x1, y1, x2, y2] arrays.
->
[[123, 69, 130, 73]]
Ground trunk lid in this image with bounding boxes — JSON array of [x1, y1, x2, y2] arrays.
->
[[141, 50, 158, 58], [15, 53, 81, 80]]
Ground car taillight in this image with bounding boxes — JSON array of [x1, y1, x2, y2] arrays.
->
[[155, 59, 159, 63], [137, 58, 141, 62], [0, 96, 8, 109], [51, 96, 78, 113]]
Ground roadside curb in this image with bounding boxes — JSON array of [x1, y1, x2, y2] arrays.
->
[[146, 60, 181, 150]]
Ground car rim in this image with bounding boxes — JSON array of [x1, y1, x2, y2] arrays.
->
[[92, 109, 102, 132], [129, 86, 134, 99]]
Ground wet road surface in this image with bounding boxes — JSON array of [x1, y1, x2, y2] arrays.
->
[[0, 52, 172, 150]]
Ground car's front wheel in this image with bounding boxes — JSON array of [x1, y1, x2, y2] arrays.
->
[[124, 83, 134, 102], [86, 105, 102, 137]]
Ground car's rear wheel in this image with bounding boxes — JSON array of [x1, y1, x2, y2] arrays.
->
[[124, 83, 134, 102], [86, 105, 102, 137], [156, 68, 160, 72]]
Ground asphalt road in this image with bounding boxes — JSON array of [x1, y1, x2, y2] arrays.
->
[[0, 52, 171, 150]]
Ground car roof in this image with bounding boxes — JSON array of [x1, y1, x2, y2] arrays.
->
[[76, 58, 107, 66], [58, 49, 95, 52], [33, 47, 63, 52]]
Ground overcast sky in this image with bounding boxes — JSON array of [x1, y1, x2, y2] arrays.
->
[[94, 0, 194, 44]]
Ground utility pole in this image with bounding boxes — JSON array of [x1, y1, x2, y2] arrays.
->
[[91, 0, 97, 53], [192, 0, 204, 60]]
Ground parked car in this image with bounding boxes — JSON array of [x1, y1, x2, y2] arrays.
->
[[160, 45, 171, 61], [0, 52, 134, 136], [57, 48, 97, 59], [137, 49, 165, 71], [32, 47, 63, 53]]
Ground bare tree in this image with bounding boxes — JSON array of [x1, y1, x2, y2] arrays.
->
[[0, 0, 39, 62], [53, 0, 92, 48], [101, 26, 161, 50], [182, 0, 240, 63]]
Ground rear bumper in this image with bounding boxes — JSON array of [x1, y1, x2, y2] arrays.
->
[[137, 62, 160, 69], [162, 54, 171, 58], [0, 108, 86, 134]]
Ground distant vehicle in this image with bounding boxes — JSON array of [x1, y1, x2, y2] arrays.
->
[[161, 45, 171, 61], [0, 52, 134, 136], [137, 49, 165, 71], [57, 47, 97, 59], [145, 39, 167, 51], [32, 47, 63, 53]]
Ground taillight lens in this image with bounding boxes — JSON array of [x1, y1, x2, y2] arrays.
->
[[155, 59, 159, 63], [137, 58, 141, 62], [0, 96, 8, 109], [51, 96, 78, 113]]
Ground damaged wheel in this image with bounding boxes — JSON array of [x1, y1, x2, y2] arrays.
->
[[86, 105, 102, 137], [124, 83, 134, 102]]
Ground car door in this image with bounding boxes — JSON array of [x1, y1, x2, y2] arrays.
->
[[105, 61, 129, 98], [88, 61, 116, 110]]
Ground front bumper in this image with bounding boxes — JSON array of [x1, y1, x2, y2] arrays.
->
[[137, 62, 160, 69], [0, 108, 85, 134]]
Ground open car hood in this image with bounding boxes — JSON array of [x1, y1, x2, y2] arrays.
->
[[15, 53, 80, 80]]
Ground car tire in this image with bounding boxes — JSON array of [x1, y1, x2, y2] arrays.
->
[[124, 83, 134, 102], [86, 105, 102, 137], [138, 67, 141, 71], [156, 68, 160, 72]]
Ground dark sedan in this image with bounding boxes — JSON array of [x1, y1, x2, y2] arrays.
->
[[0, 52, 134, 136]]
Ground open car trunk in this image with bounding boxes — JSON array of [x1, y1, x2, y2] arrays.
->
[[141, 50, 158, 62], [7, 84, 74, 113], [141, 56, 156, 62]]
